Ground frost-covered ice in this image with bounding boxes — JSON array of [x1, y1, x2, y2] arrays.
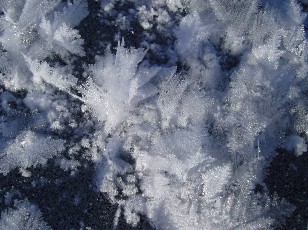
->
[[0, 0, 307, 229]]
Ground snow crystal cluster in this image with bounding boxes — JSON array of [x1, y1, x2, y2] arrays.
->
[[0, 0, 307, 229]]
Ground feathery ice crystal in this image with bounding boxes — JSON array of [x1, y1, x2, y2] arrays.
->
[[0, 0, 307, 229]]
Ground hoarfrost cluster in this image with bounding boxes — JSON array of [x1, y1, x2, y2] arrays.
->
[[0, 0, 307, 229]]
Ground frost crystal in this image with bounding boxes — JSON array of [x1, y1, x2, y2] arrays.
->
[[0, 130, 65, 175], [80, 43, 159, 133], [0, 200, 50, 230], [0, 0, 306, 229]]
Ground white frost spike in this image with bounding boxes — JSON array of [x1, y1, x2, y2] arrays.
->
[[27, 58, 78, 91], [0, 0, 59, 55], [286, 0, 306, 25], [53, 23, 85, 56], [257, 139, 260, 160], [7, 0, 60, 29], [0, 0, 87, 59], [39, 20, 85, 57], [113, 205, 122, 229], [80, 42, 159, 133]]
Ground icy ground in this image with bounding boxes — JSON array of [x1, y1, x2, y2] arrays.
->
[[0, 0, 307, 229]]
